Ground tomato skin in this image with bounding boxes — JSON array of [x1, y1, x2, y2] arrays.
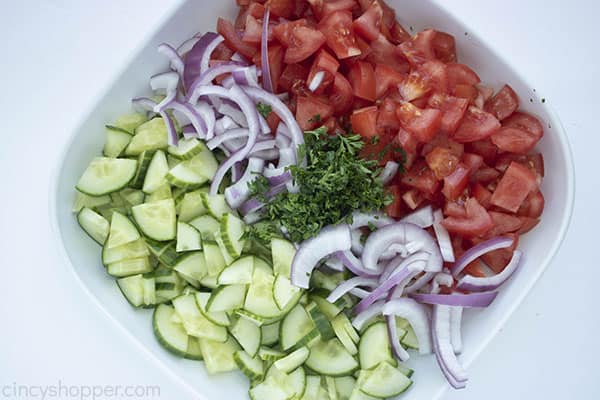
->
[[330, 72, 354, 114], [518, 217, 540, 234], [452, 106, 501, 143], [350, 106, 379, 139], [321, 0, 357, 18], [398, 29, 436, 66], [447, 63, 481, 88], [461, 152, 484, 172], [485, 84, 519, 121], [432, 31, 456, 63], [444, 201, 467, 218], [319, 11, 362, 59], [367, 35, 410, 73], [377, 97, 400, 133], [278, 63, 309, 92], [442, 163, 470, 200], [283, 26, 327, 63], [266, 44, 285, 92], [490, 161, 538, 213], [385, 185, 404, 218], [217, 18, 259, 59], [465, 139, 498, 165], [390, 22, 411, 44], [484, 211, 523, 238], [491, 112, 544, 154], [273, 19, 307, 46], [427, 92, 469, 134], [353, 0, 384, 41], [396, 103, 442, 143], [472, 182, 492, 208], [453, 84, 479, 104], [401, 160, 440, 196], [418, 60, 449, 94], [421, 133, 464, 158], [441, 197, 493, 237], [295, 95, 334, 131], [347, 61, 377, 101], [425, 147, 459, 179], [374, 64, 406, 99], [503, 112, 544, 137], [518, 190, 545, 218], [470, 166, 500, 183]]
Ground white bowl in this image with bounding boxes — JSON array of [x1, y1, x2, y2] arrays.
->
[[50, 0, 575, 398]]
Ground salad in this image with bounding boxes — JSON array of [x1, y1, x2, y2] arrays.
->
[[72, 0, 545, 398]]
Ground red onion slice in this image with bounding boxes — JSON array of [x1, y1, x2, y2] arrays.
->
[[225, 157, 265, 209], [131, 97, 157, 113], [308, 71, 325, 92], [451, 236, 514, 276], [232, 66, 260, 87], [411, 291, 498, 308], [433, 209, 455, 262], [324, 256, 344, 272], [399, 205, 434, 228], [335, 251, 379, 278], [264, 168, 292, 186], [456, 250, 522, 292], [183, 32, 219, 91], [450, 306, 463, 354], [383, 297, 432, 355], [200, 35, 224, 75], [431, 272, 454, 295], [433, 305, 468, 389], [239, 197, 265, 216], [166, 100, 208, 138], [327, 277, 379, 303], [379, 161, 399, 185], [157, 43, 185, 81], [177, 34, 201, 56], [349, 288, 371, 298], [261, 7, 273, 92], [403, 271, 436, 294], [187, 62, 249, 99], [215, 115, 240, 135], [243, 211, 263, 225], [158, 110, 179, 146], [291, 224, 352, 289], [352, 300, 385, 331], [195, 102, 216, 140], [182, 125, 198, 139], [386, 315, 410, 361], [206, 128, 249, 150]]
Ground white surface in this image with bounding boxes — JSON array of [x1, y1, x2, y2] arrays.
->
[[0, 1, 597, 399]]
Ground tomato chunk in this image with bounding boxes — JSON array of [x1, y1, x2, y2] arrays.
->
[[307, 49, 339, 93], [242, 15, 263, 44], [366, 34, 410, 73], [401, 160, 440, 196], [296, 95, 334, 131], [319, 11, 362, 59], [217, 17, 259, 59], [425, 147, 459, 179], [377, 97, 400, 133], [347, 61, 377, 101], [491, 112, 544, 154], [442, 163, 470, 200], [353, 0, 384, 41], [441, 197, 493, 237], [267, 0, 295, 18], [385, 185, 404, 218], [396, 127, 418, 154], [398, 29, 436, 66], [447, 63, 481, 87], [485, 84, 519, 121], [427, 93, 469, 134], [350, 106, 379, 139], [432, 31, 456, 63], [472, 183, 492, 208], [284, 26, 327, 63], [452, 106, 501, 143], [278, 63, 308, 92], [330, 72, 354, 114], [375, 64, 406, 99], [490, 162, 538, 212], [273, 19, 307, 46], [395, 103, 442, 143]]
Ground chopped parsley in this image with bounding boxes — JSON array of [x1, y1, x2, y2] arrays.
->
[[256, 102, 272, 119]]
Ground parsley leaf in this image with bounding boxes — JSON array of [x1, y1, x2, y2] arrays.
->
[[256, 102, 272, 119]]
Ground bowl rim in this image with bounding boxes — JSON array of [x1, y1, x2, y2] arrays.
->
[[47, 0, 576, 397]]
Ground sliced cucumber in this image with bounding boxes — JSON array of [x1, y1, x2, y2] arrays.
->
[[201, 193, 233, 220], [305, 338, 359, 377], [188, 145, 218, 181], [236, 309, 268, 327], [154, 267, 186, 303], [310, 295, 344, 320], [358, 362, 412, 398], [125, 117, 168, 156], [130, 150, 155, 189], [301, 375, 322, 400], [234, 350, 264, 381], [103, 126, 131, 157], [106, 211, 140, 249], [77, 207, 109, 245], [331, 314, 358, 356], [218, 255, 254, 285], [107, 257, 152, 277], [185, 336, 204, 361], [195, 292, 231, 327], [306, 302, 336, 342], [334, 376, 356, 400], [173, 251, 207, 282], [244, 267, 281, 319], [119, 188, 145, 206], [132, 198, 176, 241], [172, 294, 227, 342], [260, 321, 280, 346], [176, 221, 202, 252], [189, 215, 220, 241], [273, 274, 302, 310], [230, 316, 262, 357], [325, 376, 339, 400], [265, 365, 307, 399], [166, 149, 217, 189], [145, 238, 178, 267], [214, 230, 235, 266], [203, 241, 227, 276], [199, 335, 240, 375], [117, 274, 155, 307], [280, 304, 318, 351], [358, 322, 396, 370], [113, 113, 147, 133], [76, 157, 137, 196], [273, 346, 310, 373], [206, 284, 247, 313], [102, 238, 149, 265], [153, 304, 189, 357], [397, 317, 419, 350], [142, 150, 169, 193], [72, 192, 111, 213], [271, 238, 296, 277], [258, 346, 285, 363], [199, 275, 219, 289], [178, 188, 209, 222], [249, 378, 290, 400], [168, 137, 205, 160]]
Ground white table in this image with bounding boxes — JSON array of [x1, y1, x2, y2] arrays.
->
[[1, 0, 598, 398]]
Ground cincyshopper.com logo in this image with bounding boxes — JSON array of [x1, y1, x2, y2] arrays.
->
[[1, 381, 161, 400]]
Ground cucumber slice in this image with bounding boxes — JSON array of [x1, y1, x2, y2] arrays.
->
[[235, 309, 268, 326], [203, 241, 227, 276], [201, 194, 233, 220], [102, 238, 149, 265], [125, 117, 168, 156], [153, 304, 188, 357], [176, 222, 202, 252], [188, 145, 218, 181], [273, 274, 302, 310], [142, 150, 169, 193], [185, 336, 204, 361], [113, 113, 147, 133], [199, 335, 240, 374], [358, 362, 412, 398], [172, 294, 227, 342], [334, 376, 356, 400], [280, 304, 317, 351], [189, 215, 219, 241], [310, 295, 344, 320], [119, 188, 145, 206], [273, 346, 310, 373], [166, 148, 217, 189], [397, 318, 419, 350], [305, 338, 359, 377], [107, 257, 152, 277], [260, 321, 280, 346], [77, 207, 109, 245], [206, 284, 247, 313], [145, 183, 172, 203], [173, 251, 207, 282], [132, 198, 176, 241], [199, 275, 219, 289], [145, 239, 178, 267], [154, 267, 186, 303], [168, 137, 205, 160], [195, 292, 231, 327], [117, 274, 154, 307], [244, 267, 281, 319], [395, 363, 414, 378], [130, 151, 155, 189], [214, 230, 235, 266], [258, 346, 285, 362], [249, 379, 290, 400], [331, 314, 358, 355], [103, 126, 131, 157], [265, 366, 307, 399], [234, 350, 264, 381], [106, 211, 140, 249], [230, 316, 262, 357], [358, 322, 396, 370], [72, 192, 111, 213], [302, 376, 322, 400], [178, 188, 209, 222], [76, 157, 137, 196], [311, 271, 345, 292], [325, 376, 339, 400], [271, 238, 296, 277], [218, 256, 254, 285], [306, 302, 336, 342]]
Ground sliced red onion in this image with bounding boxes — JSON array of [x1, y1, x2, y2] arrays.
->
[[243, 211, 263, 225], [450, 306, 463, 354], [232, 66, 259, 87], [379, 254, 406, 284], [451, 236, 514, 277], [177, 34, 201, 56], [182, 125, 198, 139], [379, 161, 399, 185], [225, 157, 265, 209], [275, 131, 291, 148], [195, 102, 216, 140], [383, 297, 432, 355], [200, 35, 224, 75], [264, 168, 292, 186], [157, 43, 185, 80], [349, 212, 394, 230], [354, 252, 429, 314], [231, 52, 248, 64], [183, 32, 219, 91], [218, 101, 248, 127], [308, 71, 325, 92], [349, 288, 372, 298], [187, 62, 249, 98], [291, 224, 352, 289], [456, 250, 522, 292], [131, 96, 157, 113], [207, 128, 249, 150], [220, 75, 235, 89], [362, 222, 442, 273], [403, 272, 436, 294], [166, 100, 208, 138], [215, 115, 240, 135], [431, 272, 454, 295], [251, 149, 279, 160], [327, 277, 379, 303], [399, 205, 434, 228], [159, 110, 178, 146], [351, 229, 365, 255], [324, 256, 344, 272], [433, 209, 455, 263], [239, 197, 265, 216], [335, 250, 379, 278], [411, 291, 498, 308], [352, 300, 385, 330], [231, 161, 243, 183], [276, 122, 291, 138], [433, 305, 468, 389], [257, 114, 271, 134], [261, 7, 273, 93], [386, 315, 410, 361]]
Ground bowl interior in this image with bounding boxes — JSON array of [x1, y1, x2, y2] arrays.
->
[[52, 1, 574, 399]]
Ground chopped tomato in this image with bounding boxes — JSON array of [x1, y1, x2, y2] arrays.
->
[[495, 153, 545, 185], [442, 163, 470, 200], [235, 3, 265, 30], [273, 19, 307, 46], [295, 95, 334, 131], [482, 247, 514, 273], [242, 15, 263, 43], [395, 103, 442, 142], [330, 72, 354, 114], [278, 63, 309, 92], [211, 42, 235, 61], [319, 11, 362, 59], [266, 111, 281, 133], [347, 61, 377, 101], [491, 112, 544, 154], [432, 31, 456, 63], [399, 71, 431, 101], [518, 190, 545, 218], [486, 211, 523, 236], [453, 83, 479, 104], [350, 106, 379, 139], [421, 133, 464, 158], [485, 84, 519, 121], [465, 139, 498, 165], [441, 197, 493, 237], [444, 201, 467, 218], [452, 107, 501, 143], [389, 21, 411, 44], [267, 0, 295, 18], [518, 217, 540, 235], [427, 93, 469, 134], [425, 147, 459, 179], [461, 152, 484, 172], [418, 60, 449, 94], [401, 160, 440, 196], [321, 0, 357, 18], [367, 35, 410, 73], [396, 127, 418, 154], [503, 111, 544, 137], [375, 64, 406, 99], [398, 29, 436, 66], [490, 162, 538, 212], [385, 185, 404, 218], [266, 44, 284, 91], [472, 183, 492, 208], [353, 0, 384, 41], [217, 18, 259, 59], [377, 97, 400, 133], [470, 166, 500, 183], [447, 63, 481, 88], [307, 49, 339, 93], [283, 26, 327, 63]]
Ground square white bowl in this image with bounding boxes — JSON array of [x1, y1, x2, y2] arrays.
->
[[50, 0, 575, 399]]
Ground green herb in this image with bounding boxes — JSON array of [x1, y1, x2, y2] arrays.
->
[[254, 127, 393, 242], [308, 114, 322, 123], [256, 102, 272, 119], [248, 175, 270, 202], [370, 136, 380, 145], [243, 220, 282, 246]]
